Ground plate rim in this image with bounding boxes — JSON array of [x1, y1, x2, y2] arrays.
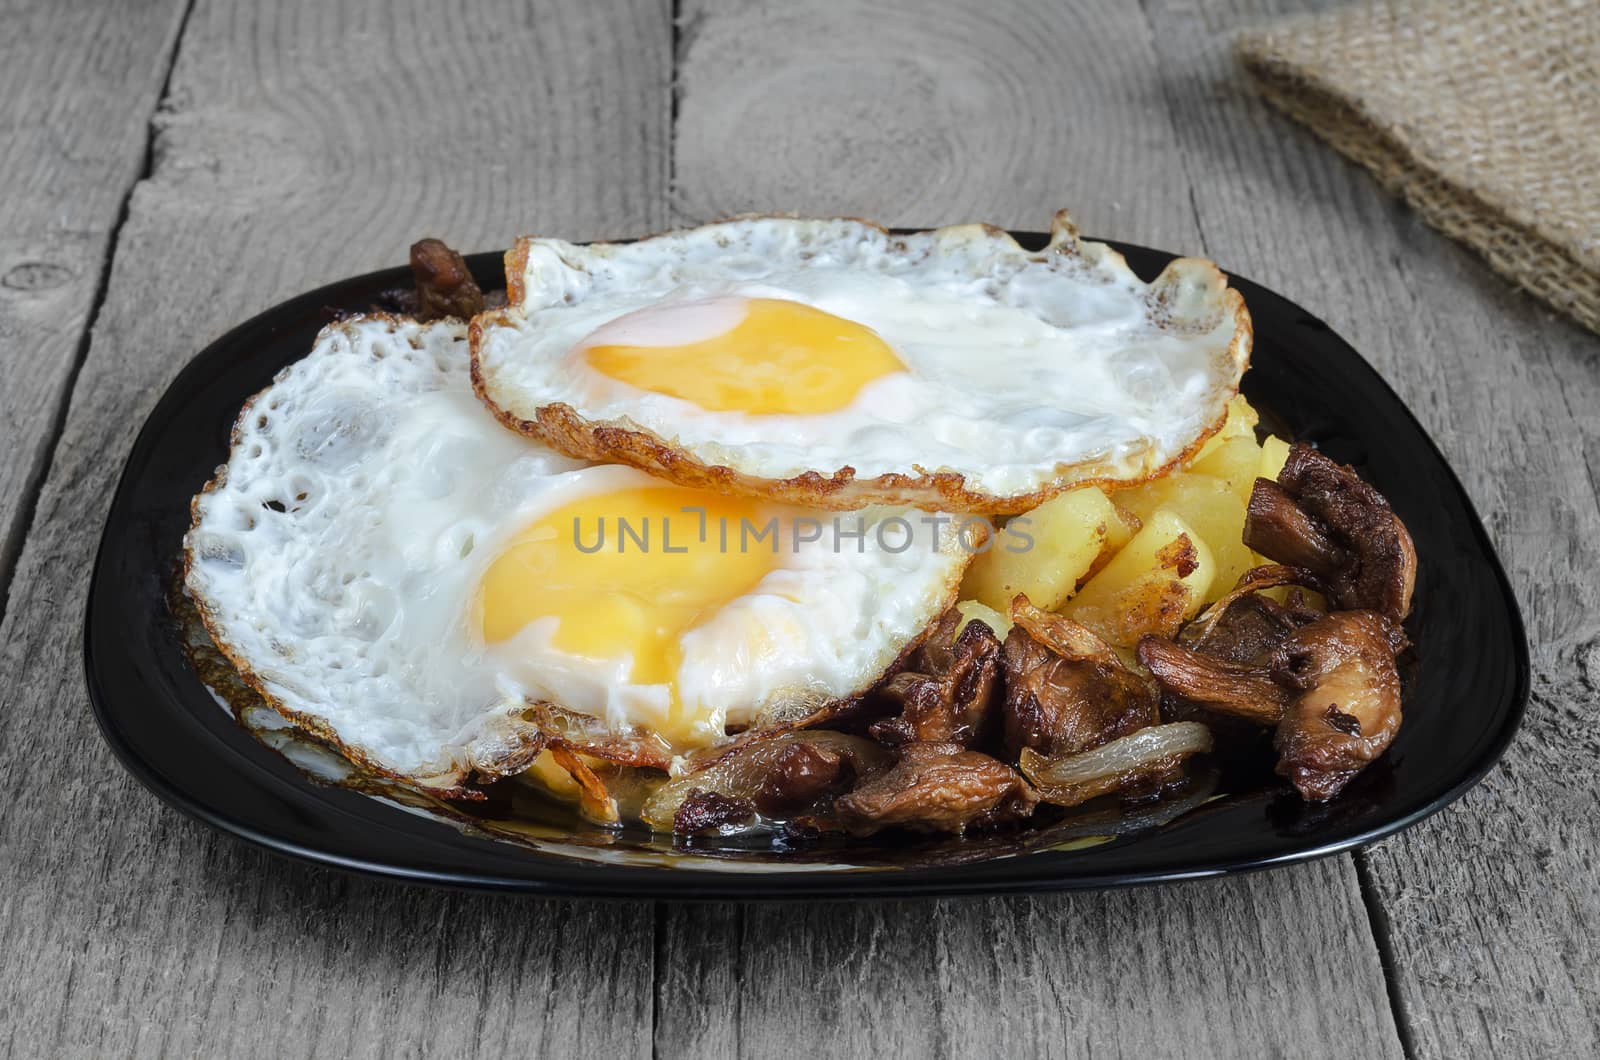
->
[[82, 233, 1530, 899]]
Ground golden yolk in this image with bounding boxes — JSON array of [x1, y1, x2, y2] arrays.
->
[[477, 485, 779, 740], [583, 298, 904, 414]]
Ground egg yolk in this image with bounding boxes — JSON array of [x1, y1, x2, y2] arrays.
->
[[582, 298, 904, 415], [477, 485, 780, 741]]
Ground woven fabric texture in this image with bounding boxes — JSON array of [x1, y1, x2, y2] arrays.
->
[[1236, 0, 1599, 334]]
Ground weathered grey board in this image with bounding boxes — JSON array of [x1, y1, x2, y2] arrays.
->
[[0, 0, 668, 1055], [672, 0, 1200, 246], [663, 3, 1403, 1058], [1141, 1, 1600, 1056], [659, 861, 1399, 1060], [0, 0, 189, 616]]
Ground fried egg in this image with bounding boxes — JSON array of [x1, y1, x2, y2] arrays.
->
[[470, 211, 1251, 515], [185, 317, 970, 789]]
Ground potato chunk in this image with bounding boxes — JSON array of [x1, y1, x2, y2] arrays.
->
[[960, 487, 1120, 612], [1189, 436, 1262, 505], [1191, 394, 1259, 464], [1259, 434, 1291, 481], [1104, 502, 1140, 552], [1082, 502, 1141, 583], [1061, 509, 1215, 648], [1112, 472, 1254, 603]]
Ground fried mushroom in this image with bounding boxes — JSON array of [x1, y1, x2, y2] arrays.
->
[[1136, 637, 1289, 725], [753, 741, 857, 816], [409, 238, 486, 321], [1177, 565, 1325, 664], [869, 609, 1002, 747], [1140, 609, 1405, 801], [1000, 597, 1162, 761], [642, 731, 888, 834], [673, 789, 757, 836], [1273, 610, 1405, 801], [833, 742, 1038, 836], [1244, 444, 1417, 620]]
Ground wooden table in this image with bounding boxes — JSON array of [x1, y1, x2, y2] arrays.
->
[[4, 1, 1595, 1055]]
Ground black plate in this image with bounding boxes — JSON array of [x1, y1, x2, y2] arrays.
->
[[84, 234, 1528, 898]]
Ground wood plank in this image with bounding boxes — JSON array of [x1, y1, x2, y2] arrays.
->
[[665, 3, 1403, 1057], [0, 0, 189, 611], [671, 0, 1198, 246], [0, 0, 670, 1055], [659, 861, 1399, 1059], [1141, 1, 1600, 1055]]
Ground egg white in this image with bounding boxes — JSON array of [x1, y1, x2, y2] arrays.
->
[[185, 317, 969, 787], [472, 211, 1251, 511]]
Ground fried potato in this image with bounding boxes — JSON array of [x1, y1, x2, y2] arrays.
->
[[1083, 501, 1142, 584], [960, 487, 1120, 612], [1259, 434, 1291, 481], [1061, 509, 1215, 648], [1112, 472, 1254, 603], [1191, 394, 1259, 465], [1189, 435, 1261, 505], [1104, 501, 1140, 552]]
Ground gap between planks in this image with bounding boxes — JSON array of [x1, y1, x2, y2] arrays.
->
[[1355, 849, 1420, 1060], [0, 0, 198, 630]]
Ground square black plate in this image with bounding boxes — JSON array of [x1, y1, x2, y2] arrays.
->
[[84, 233, 1528, 898]]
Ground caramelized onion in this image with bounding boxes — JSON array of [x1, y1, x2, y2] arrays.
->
[[1018, 722, 1213, 807], [640, 731, 888, 832], [549, 745, 620, 825]]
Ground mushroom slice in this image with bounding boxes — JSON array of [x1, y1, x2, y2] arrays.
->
[[869, 608, 1002, 747], [833, 742, 1037, 836], [409, 238, 487, 321], [1243, 481, 1346, 573], [1244, 444, 1417, 621], [1136, 637, 1289, 725], [1137, 564, 1325, 725], [1001, 597, 1162, 761], [1177, 565, 1324, 659], [1140, 608, 1405, 801], [673, 789, 757, 836], [753, 741, 857, 816], [1273, 610, 1405, 801], [641, 731, 888, 833]]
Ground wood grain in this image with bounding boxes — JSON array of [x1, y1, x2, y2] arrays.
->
[[0, 0, 668, 1055], [658, 861, 1401, 1060], [0, 0, 189, 615], [671, 0, 1198, 247], [1141, 1, 1600, 1055], [665, 3, 1403, 1058]]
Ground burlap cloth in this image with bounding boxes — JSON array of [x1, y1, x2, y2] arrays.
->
[[1236, 0, 1600, 334]]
